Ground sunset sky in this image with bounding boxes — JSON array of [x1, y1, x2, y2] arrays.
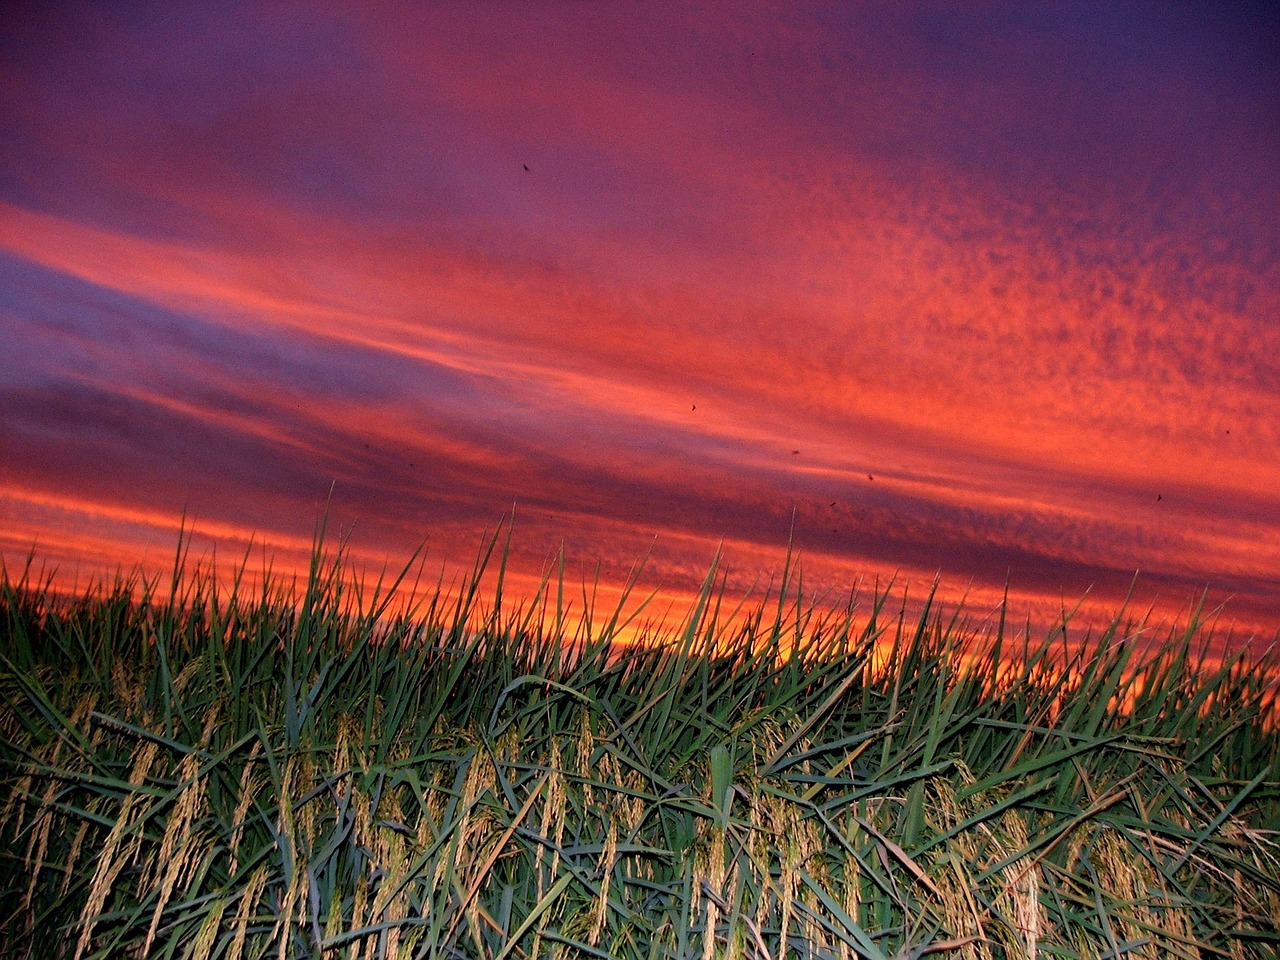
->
[[2, 2, 1278, 653]]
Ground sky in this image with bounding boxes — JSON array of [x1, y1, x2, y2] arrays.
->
[[2, 1, 1278, 656]]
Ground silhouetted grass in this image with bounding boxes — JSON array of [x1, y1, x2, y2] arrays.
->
[[1, 530, 1277, 959]]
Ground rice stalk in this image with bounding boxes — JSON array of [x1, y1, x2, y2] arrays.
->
[[73, 738, 159, 960], [1, 530, 1277, 958]]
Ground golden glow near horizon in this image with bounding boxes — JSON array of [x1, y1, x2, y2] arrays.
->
[[2, 3, 1278, 655]]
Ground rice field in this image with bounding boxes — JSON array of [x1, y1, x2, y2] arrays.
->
[[1, 532, 1278, 959]]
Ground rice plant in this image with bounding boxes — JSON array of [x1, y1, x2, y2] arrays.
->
[[1, 530, 1277, 959]]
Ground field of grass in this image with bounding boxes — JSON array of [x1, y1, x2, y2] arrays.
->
[[1, 531, 1278, 959]]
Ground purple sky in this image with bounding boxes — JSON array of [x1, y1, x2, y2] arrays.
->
[[2, 1, 1278, 652]]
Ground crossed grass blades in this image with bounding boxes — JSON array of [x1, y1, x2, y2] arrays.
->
[[1, 527, 1278, 959]]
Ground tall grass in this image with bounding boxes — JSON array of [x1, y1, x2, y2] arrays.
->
[[1, 531, 1277, 959]]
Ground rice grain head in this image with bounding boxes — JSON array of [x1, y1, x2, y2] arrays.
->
[[187, 894, 228, 960], [74, 738, 160, 960], [589, 824, 618, 946], [228, 738, 265, 876], [227, 866, 270, 960]]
